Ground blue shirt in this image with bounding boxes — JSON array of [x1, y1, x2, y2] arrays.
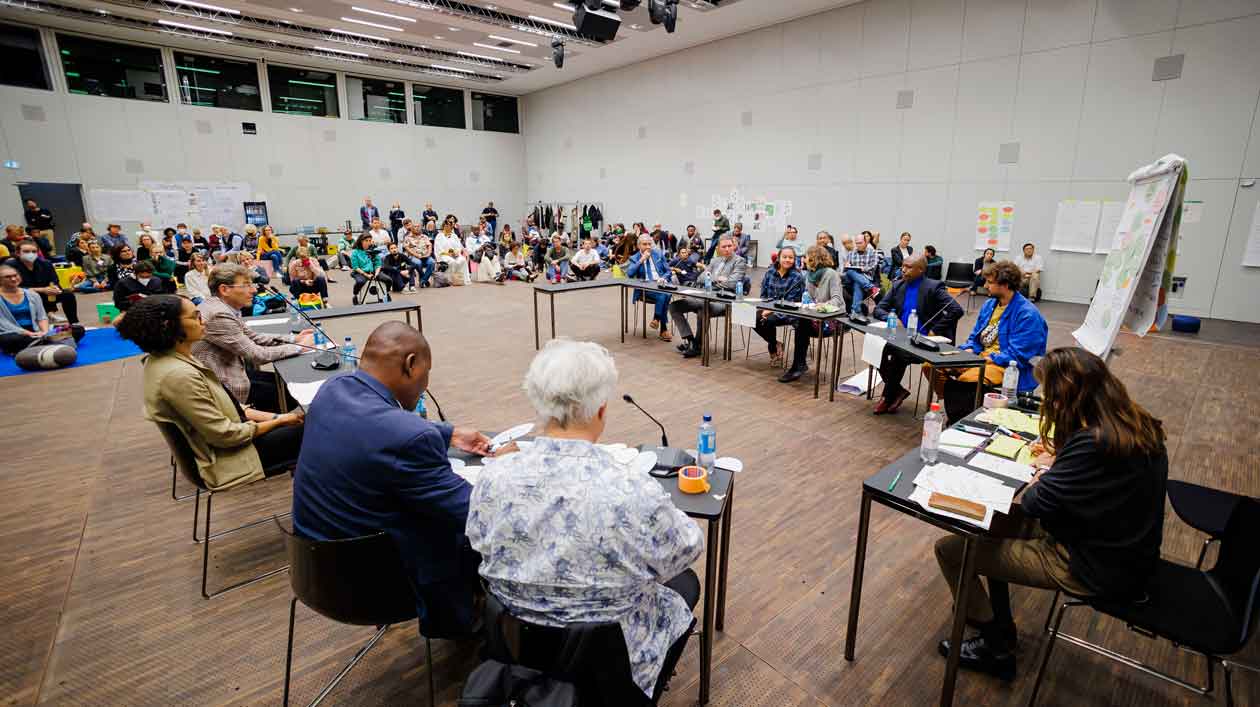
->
[[900, 278, 922, 330], [4, 296, 33, 330], [760, 267, 806, 302]]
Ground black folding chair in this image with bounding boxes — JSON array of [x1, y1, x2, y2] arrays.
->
[[943, 261, 978, 312], [155, 421, 291, 599], [275, 521, 435, 707], [1166, 479, 1246, 569], [1031, 497, 1260, 706]]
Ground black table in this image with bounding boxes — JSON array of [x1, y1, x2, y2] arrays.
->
[[838, 317, 987, 410], [843, 410, 1028, 706], [530, 279, 623, 350], [304, 300, 423, 332], [750, 302, 848, 400]]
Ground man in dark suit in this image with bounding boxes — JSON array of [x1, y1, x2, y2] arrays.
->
[[359, 197, 380, 231], [871, 254, 963, 415], [292, 322, 492, 638]]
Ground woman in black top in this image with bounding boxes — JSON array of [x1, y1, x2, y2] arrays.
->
[[934, 346, 1167, 680], [972, 248, 996, 292]]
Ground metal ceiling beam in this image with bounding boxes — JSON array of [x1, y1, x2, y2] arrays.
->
[[0, 0, 507, 81], [382, 0, 602, 47]]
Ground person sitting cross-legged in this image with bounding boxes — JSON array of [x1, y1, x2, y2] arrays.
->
[[842, 236, 881, 315], [870, 254, 963, 414], [625, 234, 673, 342], [113, 259, 167, 312], [467, 339, 703, 700], [569, 238, 602, 281], [287, 246, 329, 303], [670, 234, 746, 359], [0, 264, 84, 355]]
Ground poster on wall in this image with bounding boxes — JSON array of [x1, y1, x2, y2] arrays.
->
[[975, 201, 1015, 251], [140, 181, 253, 232], [1050, 200, 1102, 253], [1093, 201, 1126, 254]]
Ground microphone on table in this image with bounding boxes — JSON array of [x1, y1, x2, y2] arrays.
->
[[907, 297, 960, 352], [622, 394, 694, 475], [264, 285, 341, 369]]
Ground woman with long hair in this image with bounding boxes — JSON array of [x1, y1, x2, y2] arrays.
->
[[183, 251, 212, 305], [933, 346, 1167, 681]]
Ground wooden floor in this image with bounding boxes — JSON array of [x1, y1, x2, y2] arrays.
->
[[4, 272, 1259, 707]]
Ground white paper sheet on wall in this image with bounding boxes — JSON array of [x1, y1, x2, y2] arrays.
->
[[1182, 200, 1203, 224], [1094, 200, 1126, 254], [89, 189, 153, 222], [1244, 201, 1260, 268], [1050, 200, 1102, 253], [975, 202, 1015, 251]]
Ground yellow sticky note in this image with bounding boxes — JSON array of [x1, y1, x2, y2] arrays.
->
[[986, 435, 1026, 460]]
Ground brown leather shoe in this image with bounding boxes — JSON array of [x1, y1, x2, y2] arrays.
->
[[886, 387, 912, 413], [873, 398, 893, 415], [659, 330, 672, 342]]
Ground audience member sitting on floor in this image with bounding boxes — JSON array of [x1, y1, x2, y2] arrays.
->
[[7, 239, 79, 325], [502, 242, 534, 281], [469, 340, 704, 700], [194, 263, 312, 413], [240, 224, 260, 254], [282, 235, 331, 276], [669, 246, 701, 285], [402, 225, 435, 288], [754, 247, 806, 367], [119, 295, 305, 490], [472, 240, 505, 284], [99, 223, 129, 253], [779, 245, 845, 383], [109, 245, 136, 283], [871, 254, 964, 414], [625, 234, 673, 342], [336, 229, 355, 271], [294, 322, 491, 639], [150, 250, 179, 293], [544, 234, 571, 282], [183, 252, 212, 305], [973, 248, 996, 293], [1016, 242, 1044, 302], [350, 233, 394, 300], [65, 230, 93, 267], [174, 237, 198, 282], [434, 223, 469, 286], [227, 251, 270, 286], [77, 241, 113, 294], [934, 346, 1168, 681], [113, 260, 166, 312], [136, 231, 160, 263], [287, 246, 329, 302], [570, 238, 601, 281], [369, 218, 393, 248], [842, 235, 882, 315], [384, 242, 418, 292], [935, 260, 1047, 424], [0, 264, 85, 355], [671, 234, 747, 360]]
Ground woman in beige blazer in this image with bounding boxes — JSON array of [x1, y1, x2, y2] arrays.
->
[[116, 295, 304, 491]]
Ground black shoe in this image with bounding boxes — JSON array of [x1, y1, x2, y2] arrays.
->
[[676, 337, 694, 354], [683, 342, 703, 359], [937, 634, 1016, 682], [778, 365, 807, 383]]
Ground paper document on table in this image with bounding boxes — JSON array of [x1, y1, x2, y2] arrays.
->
[[679, 289, 704, 295], [977, 408, 1040, 435], [837, 370, 881, 396], [968, 453, 1035, 483], [245, 317, 289, 327], [860, 333, 887, 367], [914, 463, 1016, 514], [986, 435, 1027, 459], [732, 302, 757, 328], [867, 321, 888, 329], [937, 429, 989, 457], [287, 380, 325, 406]]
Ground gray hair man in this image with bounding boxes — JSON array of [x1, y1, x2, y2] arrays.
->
[[669, 234, 747, 359]]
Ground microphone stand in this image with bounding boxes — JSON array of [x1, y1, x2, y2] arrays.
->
[[622, 394, 694, 475], [265, 285, 341, 369], [908, 290, 962, 352]]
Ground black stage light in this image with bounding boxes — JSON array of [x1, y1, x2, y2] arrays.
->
[[583, 0, 601, 10], [619, 0, 641, 9], [574, 4, 621, 41], [663, 0, 678, 33], [551, 39, 565, 68]]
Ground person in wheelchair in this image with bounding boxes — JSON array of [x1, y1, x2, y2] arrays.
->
[[349, 233, 393, 304]]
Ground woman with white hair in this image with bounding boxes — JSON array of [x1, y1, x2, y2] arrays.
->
[[467, 340, 704, 700]]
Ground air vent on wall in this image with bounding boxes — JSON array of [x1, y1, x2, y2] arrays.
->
[[269, 163, 284, 177], [380, 167, 392, 179], [125, 159, 144, 174], [195, 120, 212, 135], [323, 130, 337, 143], [21, 105, 46, 122]]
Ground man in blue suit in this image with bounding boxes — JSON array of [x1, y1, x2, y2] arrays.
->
[[293, 321, 491, 638], [359, 197, 380, 231], [625, 233, 673, 341]]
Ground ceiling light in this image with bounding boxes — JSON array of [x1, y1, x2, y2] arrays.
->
[[447, 27, 460, 31], [430, 63, 476, 74], [158, 19, 234, 35], [488, 34, 537, 47], [350, 6, 416, 22], [528, 14, 577, 30], [166, 0, 240, 14], [552, 2, 573, 10], [457, 50, 507, 62], [314, 45, 370, 57], [629, 23, 642, 29], [485, 3, 497, 9], [340, 16, 403, 30], [331, 27, 388, 41], [434, 34, 444, 39], [472, 41, 520, 54], [288, 6, 303, 12]]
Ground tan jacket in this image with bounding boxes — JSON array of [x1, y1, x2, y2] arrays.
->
[[142, 350, 264, 491]]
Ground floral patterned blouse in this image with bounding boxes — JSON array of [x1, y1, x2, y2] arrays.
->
[[467, 436, 704, 696]]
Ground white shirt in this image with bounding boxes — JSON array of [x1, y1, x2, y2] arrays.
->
[[1017, 253, 1044, 274], [434, 233, 464, 259], [571, 248, 600, 267], [369, 228, 392, 247]]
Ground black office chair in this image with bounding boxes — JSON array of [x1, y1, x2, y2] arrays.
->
[[1166, 479, 1246, 569], [275, 521, 435, 707], [943, 261, 978, 312], [1031, 497, 1260, 706], [170, 454, 195, 502], [155, 421, 291, 599], [469, 592, 656, 706]]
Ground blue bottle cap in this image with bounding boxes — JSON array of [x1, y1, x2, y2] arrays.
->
[[703, 414, 712, 422]]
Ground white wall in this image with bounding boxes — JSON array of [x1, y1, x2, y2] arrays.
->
[[0, 29, 527, 238], [522, 0, 1260, 322]]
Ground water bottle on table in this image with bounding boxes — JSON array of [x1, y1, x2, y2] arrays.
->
[[907, 308, 919, 337], [703, 271, 713, 292], [735, 279, 744, 298], [1002, 361, 1020, 399], [341, 336, 357, 370], [697, 414, 716, 472], [313, 326, 327, 348], [886, 313, 898, 337], [289, 308, 301, 333], [921, 403, 943, 463]]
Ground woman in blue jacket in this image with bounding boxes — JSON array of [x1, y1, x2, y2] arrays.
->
[[940, 260, 1047, 423], [625, 233, 673, 341]]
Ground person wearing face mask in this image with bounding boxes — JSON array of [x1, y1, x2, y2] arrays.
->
[[7, 240, 80, 325], [293, 322, 492, 639], [113, 260, 166, 311], [287, 246, 330, 302]]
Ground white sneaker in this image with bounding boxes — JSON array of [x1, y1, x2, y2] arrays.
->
[[407, 285, 417, 293]]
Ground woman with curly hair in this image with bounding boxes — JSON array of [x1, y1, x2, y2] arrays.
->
[[116, 295, 304, 490]]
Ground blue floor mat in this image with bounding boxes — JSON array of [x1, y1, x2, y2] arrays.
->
[[0, 327, 141, 377]]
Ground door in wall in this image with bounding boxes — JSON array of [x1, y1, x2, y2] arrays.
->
[[1209, 179, 1260, 324], [16, 182, 86, 254]]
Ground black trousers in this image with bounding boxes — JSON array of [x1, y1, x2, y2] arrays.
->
[[753, 313, 793, 355], [942, 377, 983, 425], [653, 569, 701, 701], [788, 319, 836, 370], [254, 424, 303, 473], [289, 275, 329, 300], [44, 290, 79, 324], [572, 264, 600, 281], [878, 346, 916, 402], [0, 324, 85, 354], [246, 369, 297, 413]]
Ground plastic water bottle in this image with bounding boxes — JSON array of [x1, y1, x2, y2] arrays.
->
[[341, 336, 357, 370], [921, 403, 943, 463], [1002, 361, 1020, 399], [313, 327, 327, 347], [697, 414, 716, 471], [887, 313, 899, 337], [802, 290, 812, 306], [288, 308, 301, 333], [907, 308, 919, 336], [414, 391, 427, 419], [703, 270, 713, 292], [735, 279, 744, 298]]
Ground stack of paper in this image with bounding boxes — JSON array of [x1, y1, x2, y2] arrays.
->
[[985, 435, 1027, 459], [937, 429, 989, 458], [968, 453, 1035, 483], [911, 463, 1018, 529], [977, 408, 1041, 436]]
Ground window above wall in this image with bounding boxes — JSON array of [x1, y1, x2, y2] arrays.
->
[[174, 52, 262, 111], [57, 33, 167, 102], [267, 65, 338, 118], [471, 92, 518, 134], [413, 84, 465, 129], [348, 75, 406, 124], [0, 23, 50, 90]]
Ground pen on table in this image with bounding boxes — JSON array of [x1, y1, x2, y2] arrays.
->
[[887, 470, 903, 492]]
